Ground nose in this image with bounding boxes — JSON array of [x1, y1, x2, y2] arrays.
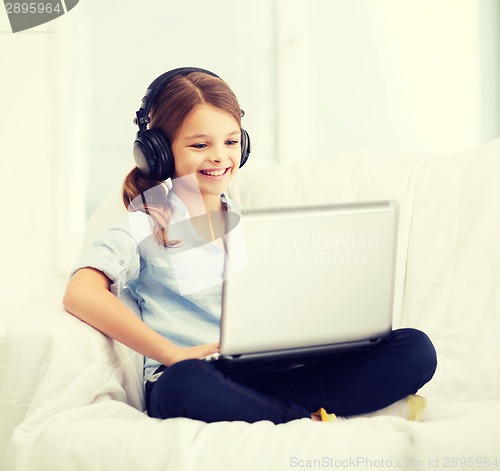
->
[[209, 143, 225, 163]]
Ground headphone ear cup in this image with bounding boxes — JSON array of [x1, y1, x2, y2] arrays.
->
[[147, 129, 175, 180], [240, 128, 251, 168], [133, 132, 157, 178], [133, 129, 174, 180]]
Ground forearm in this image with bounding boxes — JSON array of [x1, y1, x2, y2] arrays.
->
[[63, 268, 177, 366]]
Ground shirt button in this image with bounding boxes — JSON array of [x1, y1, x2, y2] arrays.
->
[[119, 259, 125, 266], [220, 273, 224, 279]]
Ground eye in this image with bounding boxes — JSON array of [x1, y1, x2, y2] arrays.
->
[[225, 139, 239, 146], [190, 143, 207, 149]]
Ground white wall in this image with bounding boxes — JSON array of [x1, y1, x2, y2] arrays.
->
[[0, 21, 58, 311], [276, 0, 488, 162]]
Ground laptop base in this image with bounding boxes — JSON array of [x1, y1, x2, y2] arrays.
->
[[207, 335, 389, 373]]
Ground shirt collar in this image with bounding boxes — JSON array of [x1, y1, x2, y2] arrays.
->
[[169, 192, 240, 221]]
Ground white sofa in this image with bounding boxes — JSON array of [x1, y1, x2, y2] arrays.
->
[[2, 139, 500, 471]]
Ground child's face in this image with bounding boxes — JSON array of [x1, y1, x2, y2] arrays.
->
[[170, 104, 241, 199]]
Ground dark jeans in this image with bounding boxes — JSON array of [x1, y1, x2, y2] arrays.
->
[[146, 328, 437, 424]]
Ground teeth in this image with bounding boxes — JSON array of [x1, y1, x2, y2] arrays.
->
[[201, 168, 226, 176]]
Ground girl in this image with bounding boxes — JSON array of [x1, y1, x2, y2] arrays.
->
[[63, 67, 437, 423]]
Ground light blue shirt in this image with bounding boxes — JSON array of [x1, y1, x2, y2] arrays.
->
[[73, 192, 243, 380]]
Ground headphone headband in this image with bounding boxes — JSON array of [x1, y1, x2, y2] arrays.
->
[[135, 67, 220, 134]]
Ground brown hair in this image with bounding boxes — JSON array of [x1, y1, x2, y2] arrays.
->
[[122, 71, 242, 246]]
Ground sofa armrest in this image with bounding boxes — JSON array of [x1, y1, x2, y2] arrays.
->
[[0, 279, 144, 455]]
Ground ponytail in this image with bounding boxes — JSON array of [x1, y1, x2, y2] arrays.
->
[[122, 167, 178, 247]]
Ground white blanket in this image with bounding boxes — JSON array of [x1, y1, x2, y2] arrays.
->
[[2, 140, 500, 471]]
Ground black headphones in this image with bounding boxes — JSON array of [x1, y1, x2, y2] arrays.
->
[[133, 67, 251, 181]]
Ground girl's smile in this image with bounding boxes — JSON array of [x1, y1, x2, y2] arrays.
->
[[198, 166, 232, 179]]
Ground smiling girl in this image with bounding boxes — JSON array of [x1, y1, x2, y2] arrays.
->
[[63, 67, 436, 423]]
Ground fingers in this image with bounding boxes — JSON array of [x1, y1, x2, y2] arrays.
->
[[201, 343, 219, 355], [195, 343, 220, 361], [169, 343, 220, 365]]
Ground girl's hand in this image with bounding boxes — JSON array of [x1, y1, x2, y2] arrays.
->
[[166, 342, 219, 366]]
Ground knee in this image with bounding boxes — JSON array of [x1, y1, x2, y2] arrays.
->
[[397, 328, 438, 383]]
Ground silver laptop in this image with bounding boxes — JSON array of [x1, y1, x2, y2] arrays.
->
[[207, 200, 398, 369]]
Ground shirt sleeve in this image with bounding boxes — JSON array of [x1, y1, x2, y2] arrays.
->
[[71, 227, 140, 297]]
